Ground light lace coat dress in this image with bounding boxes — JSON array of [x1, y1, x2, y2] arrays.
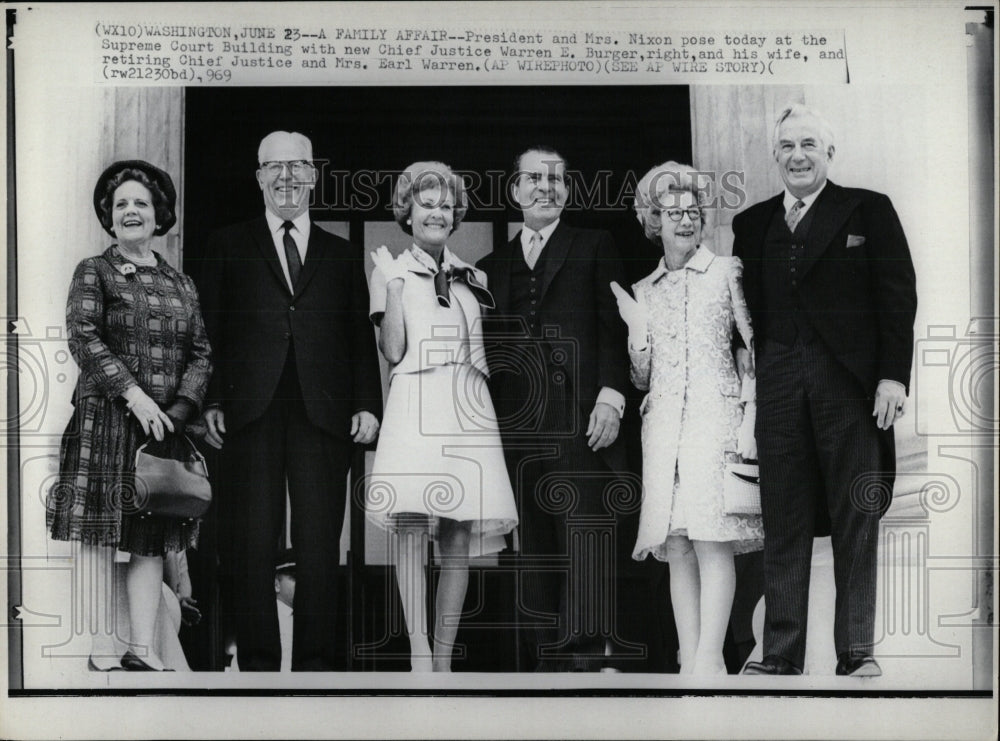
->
[[631, 246, 763, 560]]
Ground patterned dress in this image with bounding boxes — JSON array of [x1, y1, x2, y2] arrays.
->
[[630, 246, 763, 560], [47, 246, 212, 555]]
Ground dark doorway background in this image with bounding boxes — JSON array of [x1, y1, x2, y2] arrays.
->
[[182, 85, 690, 673], [184, 85, 690, 283]]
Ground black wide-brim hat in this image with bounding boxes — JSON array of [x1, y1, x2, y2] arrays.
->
[[93, 159, 177, 237]]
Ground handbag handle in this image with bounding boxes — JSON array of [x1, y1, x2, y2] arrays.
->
[[135, 434, 209, 476]]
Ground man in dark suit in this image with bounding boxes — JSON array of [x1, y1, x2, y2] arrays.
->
[[197, 131, 382, 671], [478, 146, 630, 671], [735, 105, 917, 677]]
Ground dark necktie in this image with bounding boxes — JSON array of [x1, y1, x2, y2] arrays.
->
[[282, 221, 302, 289], [785, 200, 806, 233]]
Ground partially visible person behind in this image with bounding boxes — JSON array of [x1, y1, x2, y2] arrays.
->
[[736, 104, 917, 677], [273, 548, 296, 673], [229, 548, 296, 673], [46, 160, 212, 672], [164, 549, 201, 631], [612, 161, 762, 675], [367, 161, 517, 672]]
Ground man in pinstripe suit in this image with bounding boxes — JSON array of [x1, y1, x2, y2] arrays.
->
[[735, 104, 917, 677]]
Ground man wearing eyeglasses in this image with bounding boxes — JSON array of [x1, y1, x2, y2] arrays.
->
[[196, 130, 382, 671], [734, 104, 917, 678]]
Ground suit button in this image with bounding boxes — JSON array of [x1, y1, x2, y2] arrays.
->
[[530, 300, 536, 305], [790, 255, 796, 261], [284, 332, 291, 339], [790, 267, 796, 273], [289, 306, 296, 311], [530, 276, 537, 282]]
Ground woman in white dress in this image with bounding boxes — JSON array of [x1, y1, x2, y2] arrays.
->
[[367, 161, 518, 672], [612, 162, 762, 675]]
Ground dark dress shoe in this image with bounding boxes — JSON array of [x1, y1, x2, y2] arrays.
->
[[742, 655, 802, 675], [87, 656, 122, 672], [120, 650, 175, 672], [836, 654, 882, 677]]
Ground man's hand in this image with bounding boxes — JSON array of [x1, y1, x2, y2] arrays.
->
[[735, 347, 755, 382], [179, 596, 202, 626], [873, 379, 907, 430], [586, 402, 621, 451], [351, 411, 380, 444], [201, 407, 226, 450]]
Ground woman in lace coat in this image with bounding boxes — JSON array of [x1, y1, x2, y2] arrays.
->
[[612, 162, 761, 675]]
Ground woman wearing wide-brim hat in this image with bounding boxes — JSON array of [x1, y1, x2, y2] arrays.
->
[[46, 160, 213, 671]]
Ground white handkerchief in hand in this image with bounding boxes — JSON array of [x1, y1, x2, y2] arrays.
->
[[739, 375, 756, 404], [737, 402, 757, 459]]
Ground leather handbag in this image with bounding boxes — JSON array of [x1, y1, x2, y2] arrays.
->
[[723, 459, 761, 516], [133, 434, 212, 520]]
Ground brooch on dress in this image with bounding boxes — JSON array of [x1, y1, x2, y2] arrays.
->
[[118, 263, 137, 276]]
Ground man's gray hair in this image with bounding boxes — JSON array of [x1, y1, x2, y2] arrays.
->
[[772, 103, 835, 155]]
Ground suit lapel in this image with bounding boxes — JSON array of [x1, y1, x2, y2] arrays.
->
[[294, 224, 325, 297], [752, 195, 784, 257], [800, 182, 858, 278], [252, 217, 292, 295], [490, 237, 516, 312], [538, 222, 571, 300], [744, 195, 783, 299]]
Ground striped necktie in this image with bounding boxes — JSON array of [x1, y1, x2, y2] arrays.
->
[[785, 200, 805, 233], [525, 230, 542, 269]]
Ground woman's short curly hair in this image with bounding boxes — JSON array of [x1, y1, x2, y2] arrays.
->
[[96, 167, 174, 237], [393, 161, 468, 236], [633, 161, 706, 243]]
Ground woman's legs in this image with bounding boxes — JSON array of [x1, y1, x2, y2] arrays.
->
[[394, 523, 432, 671], [80, 541, 119, 669], [433, 519, 471, 672], [691, 540, 736, 675], [665, 535, 700, 674], [126, 554, 165, 669]]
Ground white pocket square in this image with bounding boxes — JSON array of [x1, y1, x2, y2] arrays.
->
[[846, 234, 866, 248]]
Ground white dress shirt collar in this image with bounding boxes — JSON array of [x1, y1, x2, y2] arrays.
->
[[520, 218, 560, 260], [265, 209, 311, 243], [783, 180, 827, 217]]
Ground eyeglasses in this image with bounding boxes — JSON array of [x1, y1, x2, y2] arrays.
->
[[664, 207, 703, 222], [260, 160, 312, 176]]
